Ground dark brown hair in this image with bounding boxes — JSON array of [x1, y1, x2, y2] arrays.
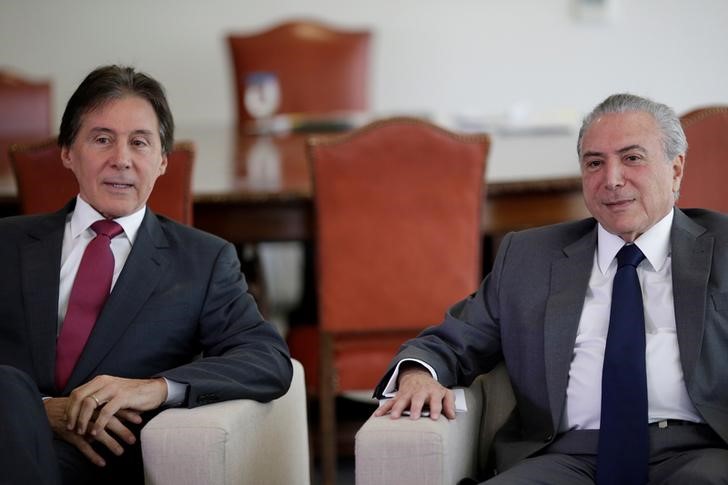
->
[[58, 65, 174, 154]]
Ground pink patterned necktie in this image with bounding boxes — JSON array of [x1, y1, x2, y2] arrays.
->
[[55, 219, 124, 390]]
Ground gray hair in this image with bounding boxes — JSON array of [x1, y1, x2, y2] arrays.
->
[[577, 93, 687, 161]]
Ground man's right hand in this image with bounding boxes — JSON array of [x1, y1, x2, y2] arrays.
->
[[43, 397, 138, 467], [373, 364, 456, 421]]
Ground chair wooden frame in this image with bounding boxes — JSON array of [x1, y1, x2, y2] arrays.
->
[[304, 117, 490, 485]]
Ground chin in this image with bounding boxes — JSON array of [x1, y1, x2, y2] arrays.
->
[[98, 204, 138, 219], [601, 221, 636, 238]]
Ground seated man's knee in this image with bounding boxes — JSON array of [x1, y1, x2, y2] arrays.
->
[[663, 449, 728, 485], [0, 365, 38, 400]]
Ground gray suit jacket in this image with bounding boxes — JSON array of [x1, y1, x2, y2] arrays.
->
[[0, 200, 292, 406], [375, 208, 728, 472]]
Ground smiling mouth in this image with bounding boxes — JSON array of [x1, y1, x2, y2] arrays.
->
[[104, 182, 134, 190], [604, 199, 634, 208]]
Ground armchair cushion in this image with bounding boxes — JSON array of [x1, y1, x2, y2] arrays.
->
[[141, 359, 309, 485], [356, 364, 515, 485], [355, 373, 486, 485]]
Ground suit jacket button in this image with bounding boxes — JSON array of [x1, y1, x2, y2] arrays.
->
[[544, 433, 553, 442]]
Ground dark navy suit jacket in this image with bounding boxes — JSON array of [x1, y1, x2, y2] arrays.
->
[[0, 199, 292, 407]]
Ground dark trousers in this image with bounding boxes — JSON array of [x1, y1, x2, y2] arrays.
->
[[0, 365, 144, 485], [0, 365, 60, 485], [483, 422, 728, 484]]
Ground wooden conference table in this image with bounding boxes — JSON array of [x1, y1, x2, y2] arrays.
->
[[181, 122, 590, 247], [0, 123, 591, 249]]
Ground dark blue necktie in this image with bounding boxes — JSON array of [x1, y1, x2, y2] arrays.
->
[[597, 244, 648, 485]]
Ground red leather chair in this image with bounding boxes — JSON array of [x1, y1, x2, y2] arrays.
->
[[678, 106, 728, 212], [287, 117, 489, 484], [0, 70, 51, 174], [9, 138, 195, 225], [227, 20, 370, 124]]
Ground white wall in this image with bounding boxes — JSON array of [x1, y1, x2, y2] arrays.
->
[[2, 0, 727, 127]]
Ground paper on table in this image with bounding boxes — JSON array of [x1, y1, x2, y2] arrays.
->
[[245, 111, 370, 135], [377, 388, 468, 417]]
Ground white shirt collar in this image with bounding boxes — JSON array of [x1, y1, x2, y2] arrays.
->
[[69, 196, 146, 243], [596, 208, 674, 274]]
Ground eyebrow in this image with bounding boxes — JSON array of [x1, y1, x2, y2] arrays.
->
[[617, 144, 648, 155], [581, 144, 648, 159], [88, 127, 156, 137]]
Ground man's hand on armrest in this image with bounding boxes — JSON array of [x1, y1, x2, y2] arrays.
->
[[374, 362, 455, 421], [65, 375, 166, 438]]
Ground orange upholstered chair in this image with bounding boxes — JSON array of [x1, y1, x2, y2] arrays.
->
[[678, 106, 728, 213], [0, 70, 51, 173], [0, 69, 51, 138], [9, 138, 195, 224], [227, 20, 370, 124], [287, 117, 489, 484]]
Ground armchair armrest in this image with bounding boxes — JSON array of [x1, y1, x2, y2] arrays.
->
[[355, 374, 486, 485], [141, 359, 309, 485]]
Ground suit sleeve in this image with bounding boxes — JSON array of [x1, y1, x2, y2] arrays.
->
[[160, 242, 293, 407]]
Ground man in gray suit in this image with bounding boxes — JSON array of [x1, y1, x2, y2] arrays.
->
[[0, 65, 292, 485], [375, 94, 728, 483]]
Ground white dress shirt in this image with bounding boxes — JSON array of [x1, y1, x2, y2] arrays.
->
[[560, 209, 703, 431], [58, 196, 143, 328], [56, 196, 184, 405]]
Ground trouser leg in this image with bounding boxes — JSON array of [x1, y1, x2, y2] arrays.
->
[[483, 453, 596, 485], [0, 365, 60, 485]]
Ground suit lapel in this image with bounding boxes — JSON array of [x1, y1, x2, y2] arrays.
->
[[65, 210, 170, 390], [670, 209, 711, 385], [20, 209, 69, 390], [543, 227, 596, 430]]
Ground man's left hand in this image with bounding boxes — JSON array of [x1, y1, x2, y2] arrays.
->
[[65, 375, 168, 437]]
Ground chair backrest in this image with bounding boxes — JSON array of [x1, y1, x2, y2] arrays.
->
[[0, 70, 52, 138], [678, 106, 728, 212], [227, 20, 370, 123], [310, 118, 489, 334], [9, 138, 195, 225], [0, 70, 52, 173]]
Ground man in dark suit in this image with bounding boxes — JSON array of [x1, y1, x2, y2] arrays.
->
[[374, 94, 728, 483], [0, 65, 292, 485]]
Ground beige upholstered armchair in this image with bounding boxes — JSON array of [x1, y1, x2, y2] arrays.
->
[[356, 363, 515, 485], [141, 359, 310, 485]]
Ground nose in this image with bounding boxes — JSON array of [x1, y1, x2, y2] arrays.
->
[[604, 160, 624, 190], [110, 143, 132, 170]]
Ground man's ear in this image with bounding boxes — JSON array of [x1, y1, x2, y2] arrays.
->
[[159, 154, 168, 176], [672, 153, 685, 194], [60, 146, 73, 169]]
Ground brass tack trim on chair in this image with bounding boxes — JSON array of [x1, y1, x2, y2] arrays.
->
[[680, 106, 728, 128], [306, 116, 490, 149], [8, 136, 58, 159]]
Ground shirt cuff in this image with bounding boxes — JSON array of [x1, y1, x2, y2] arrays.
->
[[163, 378, 187, 406], [381, 358, 438, 398]]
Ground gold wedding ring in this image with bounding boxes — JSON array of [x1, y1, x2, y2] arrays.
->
[[91, 394, 101, 406]]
